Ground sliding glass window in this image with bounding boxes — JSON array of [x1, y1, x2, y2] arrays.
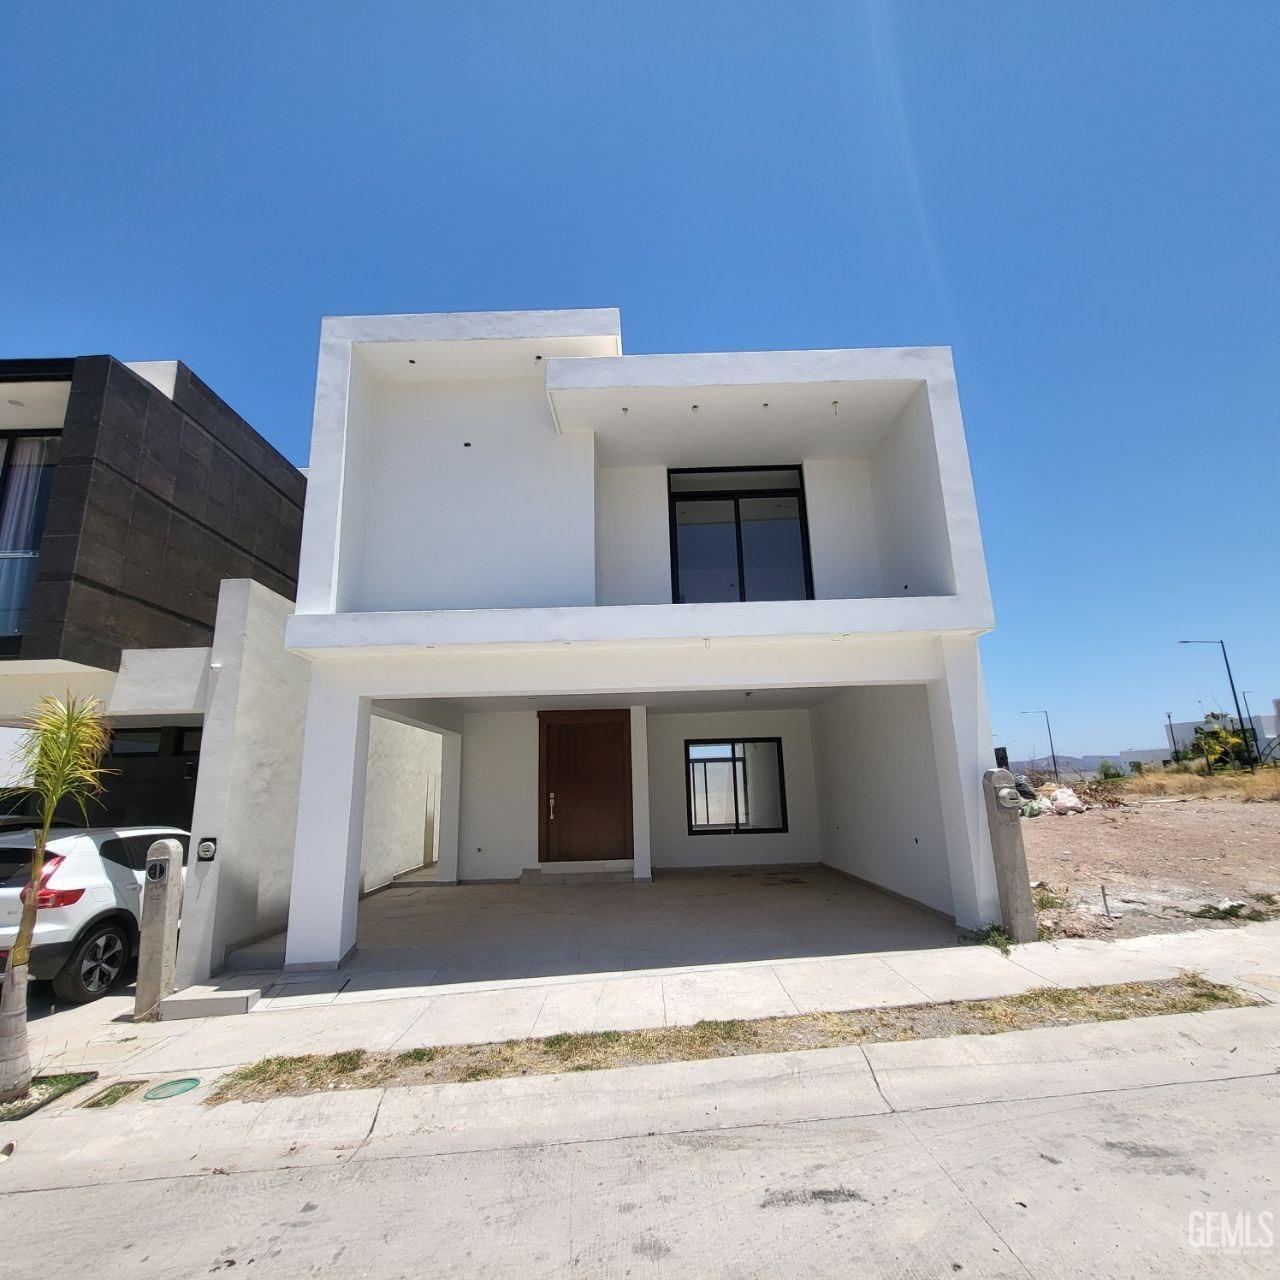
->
[[0, 434, 58, 637], [669, 468, 813, 604], [685, 738, 788, 834]]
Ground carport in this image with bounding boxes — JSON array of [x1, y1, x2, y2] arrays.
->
[[232, 865, 954, 985]]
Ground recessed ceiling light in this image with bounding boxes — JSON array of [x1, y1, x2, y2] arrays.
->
[[408, 358, 416, 365], [6, 399, 23, 408]]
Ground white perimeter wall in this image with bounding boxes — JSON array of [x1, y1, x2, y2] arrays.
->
[[176, 581, 311, 987], [338, 376, 596, 612], [595, 465, 670, 604], [647, 708, 821, 868], [802, 457, 882, 599], [457, 710, 540, 880], [360, 716, 441, 892], [869, 387, 956, 597], [811, 684, 954, 916]]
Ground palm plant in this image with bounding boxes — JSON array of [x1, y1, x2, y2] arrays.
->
[[0, 693, 111, 1104]]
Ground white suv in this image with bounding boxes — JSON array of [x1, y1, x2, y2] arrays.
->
[[0, 827, 189, 1002]]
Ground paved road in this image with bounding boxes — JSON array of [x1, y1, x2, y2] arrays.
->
[[4, 1006, 1279, 1277]]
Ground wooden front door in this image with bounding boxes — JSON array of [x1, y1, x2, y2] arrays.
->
[[538, 709, 633, 862]]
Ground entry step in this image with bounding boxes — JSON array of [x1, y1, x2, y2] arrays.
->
[[520, 859, 637, 885], [157, 975, 270, 1020]]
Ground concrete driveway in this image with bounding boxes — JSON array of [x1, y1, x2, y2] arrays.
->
[[234, 866, 958, 980]]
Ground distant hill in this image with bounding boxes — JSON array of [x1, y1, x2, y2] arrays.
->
[[1009, 749, 1168, 776]]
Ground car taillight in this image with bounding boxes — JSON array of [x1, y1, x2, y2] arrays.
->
[[19, 855, 85, 910]]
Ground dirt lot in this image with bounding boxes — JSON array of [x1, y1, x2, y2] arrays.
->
[[1022, 797, 1280, 939]]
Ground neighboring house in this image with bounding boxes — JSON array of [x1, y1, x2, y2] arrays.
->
[[280, 308, 1005, 970], [0, 356, 305, 828], [1165, 712, 1277, 759], [0, 354, 444, 992]]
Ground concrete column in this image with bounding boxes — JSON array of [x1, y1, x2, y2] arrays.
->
[[434, 731, 462, 884], [926, 635, 1001, 931], [133, 838, 183, 1020], [983, 768, 1038, 942], [630, 705, 652, 882], [283, 670, 371, 969]]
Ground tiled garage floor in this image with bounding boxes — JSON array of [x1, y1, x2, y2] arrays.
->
[[234, 867, 957, 985]]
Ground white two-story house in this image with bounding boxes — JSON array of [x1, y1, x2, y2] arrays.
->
[[281, 308, 1004, 970]]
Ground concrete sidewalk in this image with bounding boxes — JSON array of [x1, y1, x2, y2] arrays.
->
[[5, 1005, 1279, 1276], [28, 920, 1280, 1080]]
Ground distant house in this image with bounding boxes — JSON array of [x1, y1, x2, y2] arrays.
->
[[1165, 713, 1277, 760]]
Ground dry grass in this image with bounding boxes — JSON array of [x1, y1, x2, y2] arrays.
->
[[208, 973, 1254, 1105], [80, 1080, 148, 1109], [1115, 768, 1280, 803]]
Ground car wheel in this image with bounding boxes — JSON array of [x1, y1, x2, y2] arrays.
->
[[51, 923, 130, 1003]]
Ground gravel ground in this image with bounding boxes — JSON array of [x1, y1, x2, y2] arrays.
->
[[1022, 797, 1280, 938]]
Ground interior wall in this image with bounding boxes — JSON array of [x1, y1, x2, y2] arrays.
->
[[457, 709, 539, 880], [339, 376, 596, 612], [646, 708, 822, 868], [811, 684, 954, 916], [359, 715, 441, 892], [595, 464, 670, 604], [175, 580, 311, 986], [802, 457, 882, 599], [869, 387, 956, 597]]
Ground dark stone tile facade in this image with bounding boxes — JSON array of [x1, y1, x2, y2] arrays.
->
[[3, 356, 305, 670]]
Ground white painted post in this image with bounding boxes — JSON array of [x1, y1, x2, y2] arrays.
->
[[927, 635, 1002, 931], [283, 672, 371, 969], [434, 732, 462, 884]]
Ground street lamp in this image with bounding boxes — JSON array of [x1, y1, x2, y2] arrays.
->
[[1022, 710, 1059, 782], [1241, 691, 1258, 758], [1166, 711, 1176, 757], [1178, 640, 1256, 767]]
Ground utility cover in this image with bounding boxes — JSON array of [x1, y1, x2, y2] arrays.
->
[[143, 1077, 200, 1100]]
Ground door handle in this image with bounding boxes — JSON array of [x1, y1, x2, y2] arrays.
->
[[548, 791, 555, 821]]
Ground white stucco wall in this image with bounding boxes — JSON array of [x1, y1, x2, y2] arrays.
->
[[802, 457, 882, 599], [646, 708, 822, 868], [869, 387, 956, 598], [811, 683, 954, 916], [176, 581, 312, 986], [338, 377, 597, 613], [595, 465, 670, 605], [457, 710, 540, 880], [0, 727, 24, 787], [359, 714, 441, 892]]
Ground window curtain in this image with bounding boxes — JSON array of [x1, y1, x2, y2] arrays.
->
[[0, 437, 57, 634]]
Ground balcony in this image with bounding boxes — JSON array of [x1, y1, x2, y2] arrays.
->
[[0, 551, 40, 637]]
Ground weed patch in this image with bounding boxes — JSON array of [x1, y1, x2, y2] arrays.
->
[[208, 973, 1254, 1105]]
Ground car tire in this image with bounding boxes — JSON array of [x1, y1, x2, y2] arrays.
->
[[51, 922, 130, 1003]]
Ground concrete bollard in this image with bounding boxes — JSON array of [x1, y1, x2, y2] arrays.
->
[[133, 838, 184, 1022], [982, 768, 1038, 943]]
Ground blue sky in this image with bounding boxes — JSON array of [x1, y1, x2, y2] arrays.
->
[[3, 2, 1277, 755]]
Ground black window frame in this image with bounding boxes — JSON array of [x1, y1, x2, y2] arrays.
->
[[668, 466, 815, 605], [684, 736, 789, 836], [107, 728, 164, 758]]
